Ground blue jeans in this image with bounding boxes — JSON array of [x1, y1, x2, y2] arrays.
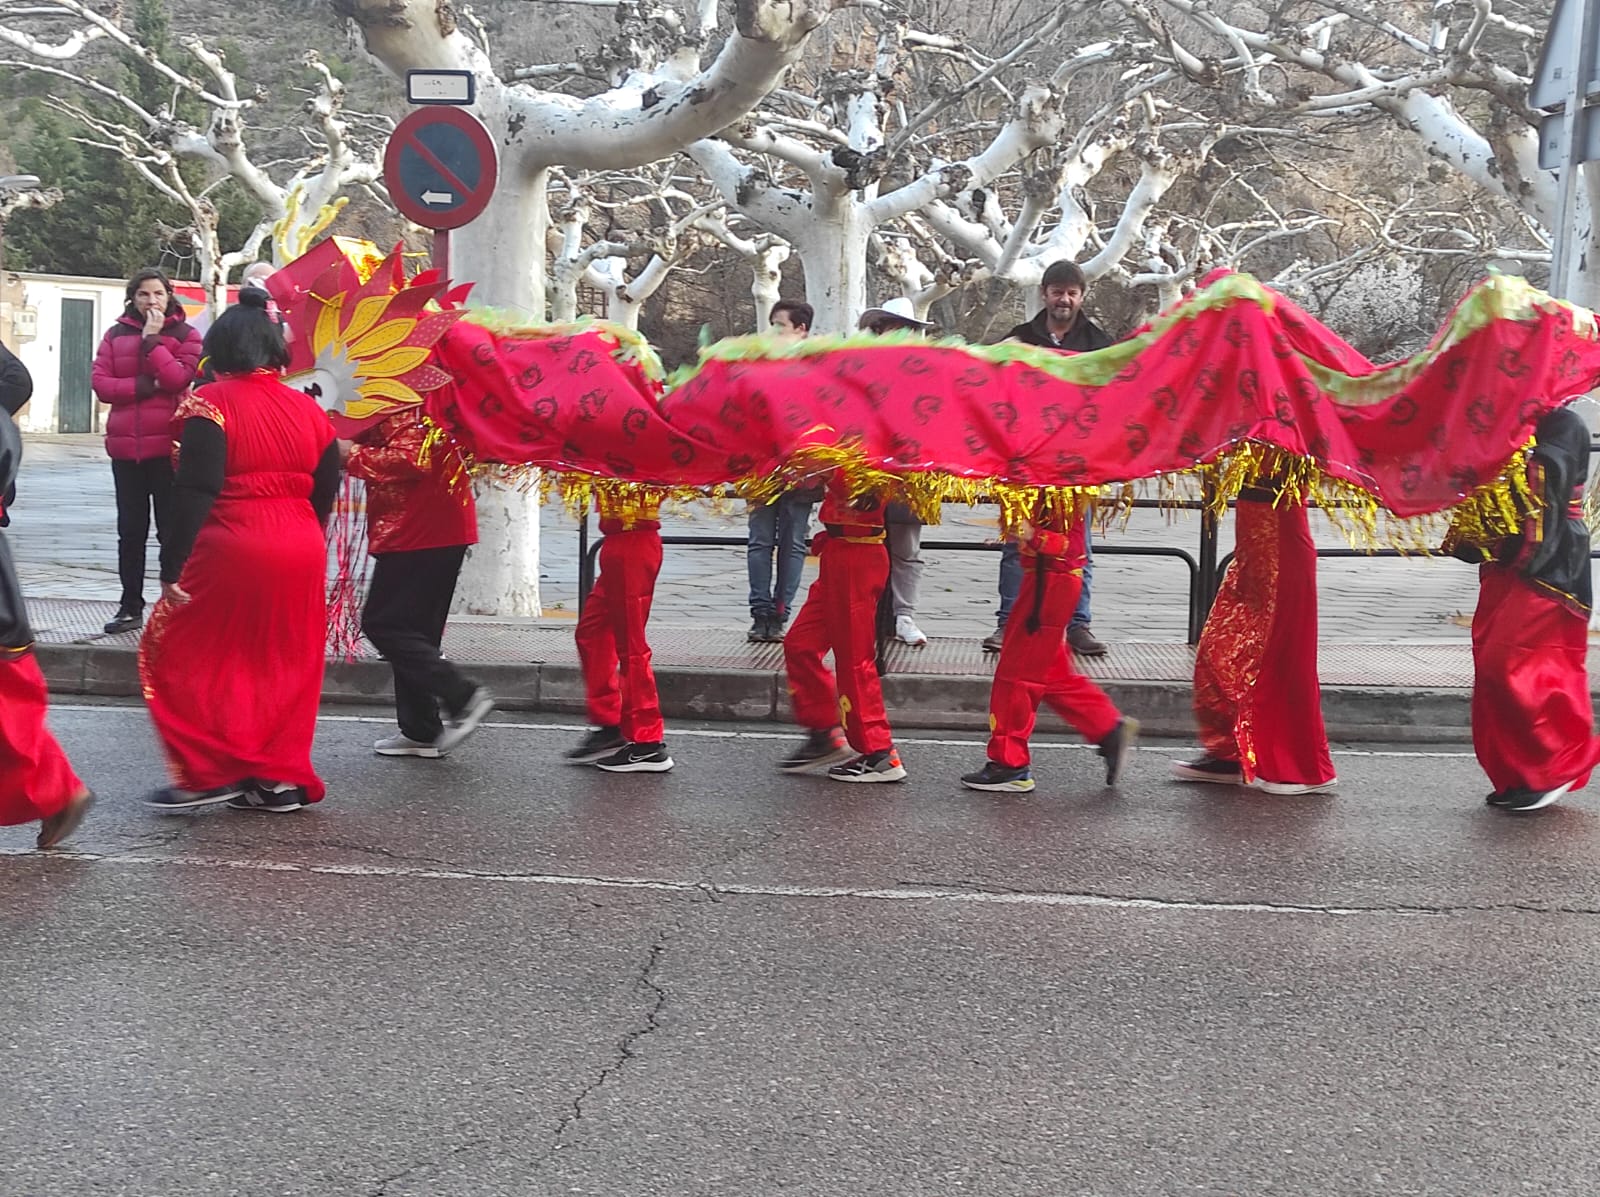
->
[[748, 495, 813, 619], [996, 526, 1093, 629]]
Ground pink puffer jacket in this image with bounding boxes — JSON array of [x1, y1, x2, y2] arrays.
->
[[90, 311, 203, 461]]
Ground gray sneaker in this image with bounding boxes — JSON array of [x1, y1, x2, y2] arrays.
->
[[436, 687, 495, 753], [374, 733, 443, 759]]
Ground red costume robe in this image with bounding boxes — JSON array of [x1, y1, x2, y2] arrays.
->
[[987, 496, 1122, 766], [1460, 407, 1600, 797], [575, 490, 665, 744], [1193, 492, 1335, 787], [783, 477, 893, 753]]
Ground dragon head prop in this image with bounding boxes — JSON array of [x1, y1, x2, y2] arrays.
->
[[268, 239, 470, 437]]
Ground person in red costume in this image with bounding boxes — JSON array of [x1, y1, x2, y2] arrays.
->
[[0, 365, 94, 848], [140, 290, 342, 813], [1453, 406, 1600, 813], [1171, 487, 1337, 795], [779, 474, 906, 782], [343, 413, 494, 760], [567, 488, 673, 772], [961, 493, 1138, 792]]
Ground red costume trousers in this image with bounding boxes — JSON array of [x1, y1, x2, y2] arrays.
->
[[575, 528, 665, 744], [0, 652, 82, 826], [783, 537, 892, 753], [1193, 499, 1334, 786], [987, 567, 1121, 767], [1471, 565, 1600, 795]]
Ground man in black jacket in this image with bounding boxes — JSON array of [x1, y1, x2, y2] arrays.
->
[[0, 343, 32, 527], [987, 260, 1111, 656]]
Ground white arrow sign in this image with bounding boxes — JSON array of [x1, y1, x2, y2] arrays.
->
[[421, 189, 455, 205]]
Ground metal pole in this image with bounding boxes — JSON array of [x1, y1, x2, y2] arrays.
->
[[434, 227, 450, 283], [1551, 0, 1599, 298]]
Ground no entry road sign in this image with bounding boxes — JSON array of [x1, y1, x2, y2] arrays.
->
[[383, 107, 499, 231]]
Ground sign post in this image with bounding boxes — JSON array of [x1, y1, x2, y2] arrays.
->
[[1532, 0, 1600, 298], [382, 102, 498, 284]]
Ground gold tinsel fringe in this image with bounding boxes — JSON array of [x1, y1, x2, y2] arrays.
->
[[416, 431, 1536, 553]]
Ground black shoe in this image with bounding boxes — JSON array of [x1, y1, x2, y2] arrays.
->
[[103, 608, 142, 635], [960, 761, 1035, 792], [779, 727, 853, 773], [762, 615, 786, 643], [1486, 790, 1514, 807], [1067, 624, 1107, 656], [229, 781, 308, 813], [748, 617, 767, 643], [566, 725, 625, 764], [1170, 754, 1243, 784], [1097, 716, 1139, 786], [828, 748, 907, 783], [595, 741, 675, 772], [37, 788, 95, 850], [143, 783, 246, 812], [981, 626, 1006, 653], [1502, 781, 1576, 813]]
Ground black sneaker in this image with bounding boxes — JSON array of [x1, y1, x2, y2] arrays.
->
[[779, 728, 853, 773], [747, 617, 767, 643], [762, 615, 786, 643], [961, 761, 1035, 792], [1097, 716, 1139, 786], [595, 741, 675, 772], [1502, 781, 1576, 813], [1170, 754, 1242, 784], [142, 783, 246, 812], [981, 626, 1006, 653], [103, 608, 142, 635], [1486, 790, 1514, 807], [566, 725, 625, 764], [828, 748, 907, 783], [229, 781, 308, 813]]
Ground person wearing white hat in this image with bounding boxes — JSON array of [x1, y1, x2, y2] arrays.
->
[[857, 297, 934, 647]]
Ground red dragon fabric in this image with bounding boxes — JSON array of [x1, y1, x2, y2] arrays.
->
[[269, 243, 1600, 531]]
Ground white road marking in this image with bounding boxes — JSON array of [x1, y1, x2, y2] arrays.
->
[[51, 703, 1481, 758], [0, 846, 1425, 916]]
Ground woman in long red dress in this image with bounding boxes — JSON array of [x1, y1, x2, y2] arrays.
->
[[1459, 406, 1600, 813], [139, 289, 340, 813]]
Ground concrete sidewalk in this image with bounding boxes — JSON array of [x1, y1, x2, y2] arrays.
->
[[16, 435, 1588, 741]]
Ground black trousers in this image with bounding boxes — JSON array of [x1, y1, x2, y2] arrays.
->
[[111, 456, 173, 614], [361, 545, 478, 742]]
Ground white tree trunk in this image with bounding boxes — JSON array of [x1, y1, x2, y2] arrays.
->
[[750, 242, 788, 330], [454, 480, 543, 618], [793, 200, 873, 333], [451, 168, 550, 617]]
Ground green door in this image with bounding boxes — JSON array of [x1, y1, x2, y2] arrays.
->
[[57, 297, 95, 434]]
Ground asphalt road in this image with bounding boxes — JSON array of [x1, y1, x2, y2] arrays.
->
[[5, 704, 1600, 1195]]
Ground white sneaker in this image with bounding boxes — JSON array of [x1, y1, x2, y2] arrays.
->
[[1252, 776, 1337, 795], [374, 734, 443, 759], [436, 687, 495, 753], [894, 615, 928, 646]]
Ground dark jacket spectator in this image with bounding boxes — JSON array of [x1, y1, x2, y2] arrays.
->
[[1005, 308, 1112, 353], [0, 343, 30, 526], [0, 343, 32, 416]]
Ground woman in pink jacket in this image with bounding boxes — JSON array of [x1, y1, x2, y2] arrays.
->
[[90, 269, 203, 635]]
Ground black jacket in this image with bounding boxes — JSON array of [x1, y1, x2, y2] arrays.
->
[[0, 343, 31, 416], [1006, 309, 1112, 353], [0, 344, 29, 528]]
